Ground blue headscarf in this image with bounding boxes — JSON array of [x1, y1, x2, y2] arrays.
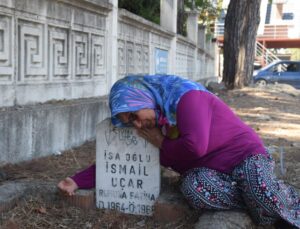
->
[[109, 74, 208, 127]]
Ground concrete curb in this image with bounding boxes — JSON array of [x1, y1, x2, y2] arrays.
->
[[0, 179, 192, 221], [0, 180, 276, 228], [0, 180, 57, 213]]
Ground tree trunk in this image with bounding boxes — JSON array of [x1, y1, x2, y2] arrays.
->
[[222, 0, 261, 89]]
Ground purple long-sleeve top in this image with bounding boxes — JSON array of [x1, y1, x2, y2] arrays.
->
[[72, 90, 266, 189], [160, 90, 266, 174]]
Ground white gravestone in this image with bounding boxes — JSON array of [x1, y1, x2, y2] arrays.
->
[[96, 118, 160, 216]]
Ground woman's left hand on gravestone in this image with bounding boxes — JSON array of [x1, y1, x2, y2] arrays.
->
[[57, 177, 79, 196]]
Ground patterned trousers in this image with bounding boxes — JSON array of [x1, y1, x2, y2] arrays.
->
[[181, 154, 300, 227]]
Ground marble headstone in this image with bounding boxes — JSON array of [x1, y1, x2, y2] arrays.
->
[[96, 118, 160, 216]]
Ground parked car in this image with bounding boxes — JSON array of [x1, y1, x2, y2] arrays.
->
[[253, 60, 300, 89]]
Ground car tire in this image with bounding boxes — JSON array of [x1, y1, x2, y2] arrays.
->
[[256, 79, 267, 87]]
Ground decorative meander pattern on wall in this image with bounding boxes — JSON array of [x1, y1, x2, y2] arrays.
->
[[0, 15, 13, 83]]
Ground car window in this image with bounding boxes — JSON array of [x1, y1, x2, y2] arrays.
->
[[263, 62, 300, 73], [286, 63, 299, 72], [269, 65, 278, 72], [271, 63, 287, 73]]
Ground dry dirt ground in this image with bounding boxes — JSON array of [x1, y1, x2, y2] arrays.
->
[[0, 84, 300, 228]]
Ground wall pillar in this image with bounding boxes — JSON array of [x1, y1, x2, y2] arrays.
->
[[160, 0, 177, 74], [186, 10, 199, 44], [160, 0, 177, 33], [187, 10, 199, 80], [107, 0, 118, 89], [198, 25, 206, 50]]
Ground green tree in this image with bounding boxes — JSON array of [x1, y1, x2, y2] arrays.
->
[[184, 0, 222, 37], [186, 0, 221, 25], [289, 49, 300, 61], [118, 0, 160, 24], [222, 0, 261, 89], [177, 0, 187, 36]]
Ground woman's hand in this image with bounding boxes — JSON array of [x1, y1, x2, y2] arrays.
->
[[137, 127, 164, 148], [57, 177, 78, 196]]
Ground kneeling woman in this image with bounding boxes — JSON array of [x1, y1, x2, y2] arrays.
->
[[58, 75, 300, 228]]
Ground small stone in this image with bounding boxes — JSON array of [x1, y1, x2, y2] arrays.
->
[[237, 93, 246, 97], [0, 171, 8, 182], [136, 219, 145, 227], [256, 115, 272, 121], [291, 142, 300, 148], [54, 151, 62, 155], [153, 191, 193, 222], [194, 211, 256, 229], [85, 222, 92, 228]]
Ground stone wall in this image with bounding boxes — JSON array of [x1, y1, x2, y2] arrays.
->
[[0, 97, 109, 163], [0, 0, 113, 107], [0, 0, 216, 164], [116, 9, 216, 81]]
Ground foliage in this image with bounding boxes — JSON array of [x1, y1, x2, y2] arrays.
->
[[119, 0, 221, 37], [289, 49, 300, 60], [185, 0, 222, 26], [178, 0, 222, 36], [177, 0, 187, 36], [118, 0, 160, 24]]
